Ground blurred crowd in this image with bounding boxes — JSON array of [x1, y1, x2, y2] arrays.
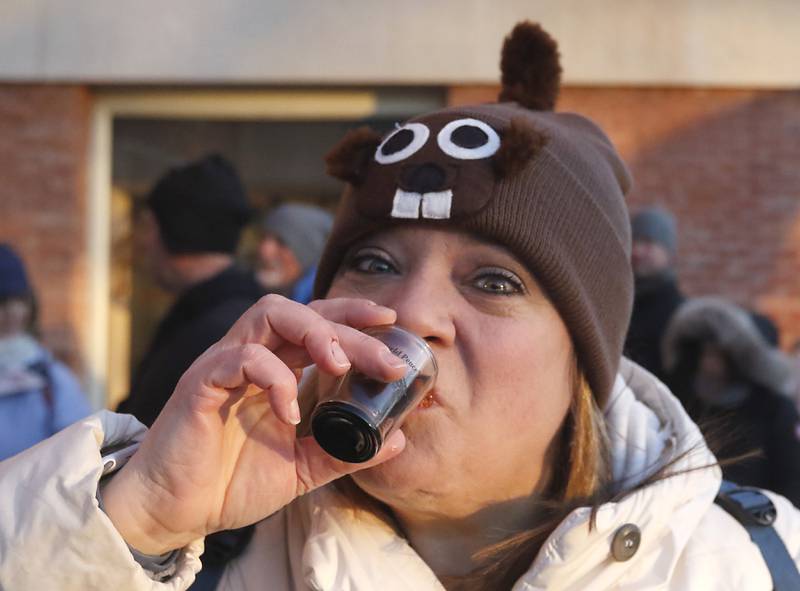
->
[[1, 154, 333, 458], [624, 206, 800, 506], [3, 153, 799, 507]]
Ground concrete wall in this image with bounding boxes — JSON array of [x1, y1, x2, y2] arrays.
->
[[1, 0, 798, 87]]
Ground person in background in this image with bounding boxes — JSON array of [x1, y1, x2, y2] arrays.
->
[[662, 296, 800, 506], [787, 339, 800, 437], [255, 203, 334, 304], [117, 154, 264, 428], [624, 205, 685, 381], [0, 244, 91, 460], [749, 309, 781, 348]]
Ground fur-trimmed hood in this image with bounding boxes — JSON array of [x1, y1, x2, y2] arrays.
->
[[662, 297, 797, 398]]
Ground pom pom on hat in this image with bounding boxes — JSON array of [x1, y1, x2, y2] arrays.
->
[[498, 21, 562, 111]]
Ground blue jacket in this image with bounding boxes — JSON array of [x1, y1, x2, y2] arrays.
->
[[0, 337, 91, 461], [290, 265, 318, 305]]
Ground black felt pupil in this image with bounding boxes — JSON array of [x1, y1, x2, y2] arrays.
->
[[381, 129, 415, 156], [451, 125, 488, 149]]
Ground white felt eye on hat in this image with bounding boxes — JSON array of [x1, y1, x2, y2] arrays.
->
[[437, 118, 501, 160], [375, 123, 430, 165]]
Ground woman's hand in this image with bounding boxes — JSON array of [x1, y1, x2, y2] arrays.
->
[[101, 295, 407, 555]]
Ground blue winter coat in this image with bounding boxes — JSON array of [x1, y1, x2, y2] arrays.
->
[[0, 337, 91, 460]]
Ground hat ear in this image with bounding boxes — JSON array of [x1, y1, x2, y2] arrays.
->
[[325, 127, 383, 184], [493, 117, 549, 179], [498, 21, 562, 111]]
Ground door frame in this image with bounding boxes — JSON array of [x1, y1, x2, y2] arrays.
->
[[85, 88, 381, 408]]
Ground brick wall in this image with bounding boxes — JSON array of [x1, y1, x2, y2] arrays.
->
[[450, 86, 800, 349], [0, 85, 91, 372]]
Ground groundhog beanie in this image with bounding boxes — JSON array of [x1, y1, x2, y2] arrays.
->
[[314, 22, 633, 407]]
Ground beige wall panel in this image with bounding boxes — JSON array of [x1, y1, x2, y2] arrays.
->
[[0, 0, 797, 86]]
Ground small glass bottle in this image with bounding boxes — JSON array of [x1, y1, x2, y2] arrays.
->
[[311, 325, 437, 463]]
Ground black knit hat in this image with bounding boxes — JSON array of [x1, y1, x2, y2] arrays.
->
[[314, 23, 633, 407], [147, 154, 251, 255]]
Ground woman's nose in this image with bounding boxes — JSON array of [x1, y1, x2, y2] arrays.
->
[[385, 278, 456, 347]]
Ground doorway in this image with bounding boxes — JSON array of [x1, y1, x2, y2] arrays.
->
[[88, 88, 444, 408]]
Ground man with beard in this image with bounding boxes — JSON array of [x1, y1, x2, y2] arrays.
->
[[254, 203, 333, 304]]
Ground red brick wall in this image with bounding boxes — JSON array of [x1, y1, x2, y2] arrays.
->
[[449, 86, 800, 348], [0, 85, 91, 371]]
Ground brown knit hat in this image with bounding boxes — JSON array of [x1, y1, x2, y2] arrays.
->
[[314, 22, 633, 407]]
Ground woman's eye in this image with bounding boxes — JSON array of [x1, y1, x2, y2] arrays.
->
[[473, 272, 524, 295], [350, 255, 396, 275]]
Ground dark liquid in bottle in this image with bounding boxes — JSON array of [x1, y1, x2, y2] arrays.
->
[[311, 325, 436, 463], [312, 370, 432, 463]]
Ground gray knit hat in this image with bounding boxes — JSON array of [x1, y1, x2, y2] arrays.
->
[[631, 206, 678, 255], [314, 23, 633, 406], [261, 203, 334, 272]]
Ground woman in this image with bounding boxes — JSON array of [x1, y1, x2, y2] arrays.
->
[[2, 23, 799, 591], [662, 297, 800, 506]]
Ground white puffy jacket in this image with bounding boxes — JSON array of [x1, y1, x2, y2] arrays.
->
[[1, 359, 799, 590]]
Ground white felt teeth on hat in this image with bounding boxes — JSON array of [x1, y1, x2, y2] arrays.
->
[[390, 189, 453, 219], [390, 189, 420, 218], [421, 190, 452, 219]]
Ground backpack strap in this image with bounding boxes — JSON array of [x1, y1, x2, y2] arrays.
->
[[187, 527, 255, 591], [27, 358, 56, 434], [715, 480, 800, 590], [188, 562, 226, 591]]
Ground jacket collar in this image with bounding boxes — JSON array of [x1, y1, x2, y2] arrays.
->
[[515, 360, 721, 590]]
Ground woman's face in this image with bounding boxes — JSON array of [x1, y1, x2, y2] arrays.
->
[[692, 343, 739, 404], [0, 298, 32, 337], [326, 226, 574, 518]]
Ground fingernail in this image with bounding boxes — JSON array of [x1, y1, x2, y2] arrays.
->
[[366, 300, 378, 306], [331, 341, 350, 368], [386, 430, 406, 453], [289, 400, 301, 425], [381, 348, 407, 370]]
